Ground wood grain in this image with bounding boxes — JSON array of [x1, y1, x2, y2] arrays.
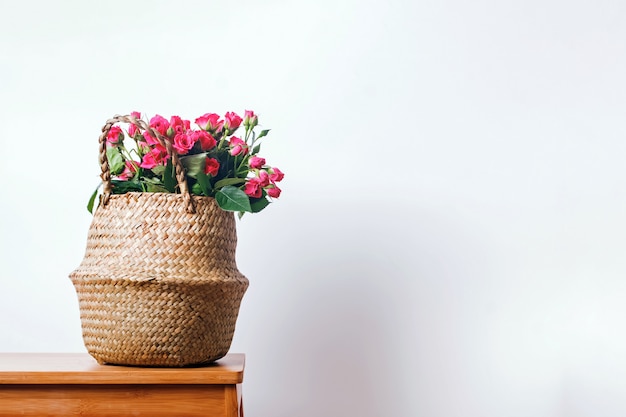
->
[[0, 353, 245, 417], [0, 353, 244, 384]]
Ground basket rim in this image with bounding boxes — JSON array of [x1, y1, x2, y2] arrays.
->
[[103, 192, 219, 202]]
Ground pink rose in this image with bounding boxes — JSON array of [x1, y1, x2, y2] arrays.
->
[[173, 132, 195, 155], [195, 113, 223, 133], [149, 114, 169, 136], [244, 110, 258, 128], [224, 111, 243, 131], [128, 111, 142, 137], [269, 167, 284, 182], [115, 161, 138, 181], [204, 157, 220, 177], [190, 130, 216, 151], [143, 130, 160, 145], [139, 145, 168, 169], [258, 170, 270, 187], [154, 143, 169, 159], [107, 126, 123, 144], [139, 150, 159, 169], [229, 136, 248, 156], [267, 185, 281, 198], [168, 115, 189, 136], [248, 156, 265, 169], [243, 178, 262, 198]]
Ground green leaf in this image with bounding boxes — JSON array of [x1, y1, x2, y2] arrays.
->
[[251, 144, 261, 155], [110, 180, 143, 193], [142, 176, 162, 184], [214, 177, 246, 189], [257, 129, 270, 139], [180, 153, 207, 179], [106, 147, 125, 175], [249, 196, 270, 213], [191, 182, 202, 195], [196, 171, 212, 196], [146, 183, 169, 193], [163, 159, 176, 192], [87, 185, 99, 214], [235, 167, 250, 178], [152, 165, 165, 176], [215, 185, 251, 212]]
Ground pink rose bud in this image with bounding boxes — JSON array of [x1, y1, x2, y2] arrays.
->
[[106, 126, 123, 144], [194, 113, 211, 130], [269, 167, 284, 182], [244, 110, 258, 128], [204, 157, 220, 177], [224, 111, 243, 131], [229, 136, 248, 156], [248, 156, 266, 169], [258, 170, 270, 187], [149, 114, 169, 136], [267, 185, 281, 198], [195, 113, 223, 133]]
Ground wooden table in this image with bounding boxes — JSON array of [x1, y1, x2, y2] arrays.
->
[[0, 353, 244, 417]]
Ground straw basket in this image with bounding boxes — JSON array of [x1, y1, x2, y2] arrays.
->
[[69, 115, 249, 367]]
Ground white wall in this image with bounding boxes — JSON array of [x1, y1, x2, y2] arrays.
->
[[2, 1, 626, 416]]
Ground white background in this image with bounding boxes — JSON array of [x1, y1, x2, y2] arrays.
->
[[2, 0, 626, 416]]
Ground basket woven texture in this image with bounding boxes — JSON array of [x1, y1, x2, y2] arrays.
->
[[69, 115, 249, 367]]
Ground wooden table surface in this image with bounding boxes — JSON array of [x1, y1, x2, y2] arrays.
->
[[0, 353, 245, 384], [0, 353, 245, 417]]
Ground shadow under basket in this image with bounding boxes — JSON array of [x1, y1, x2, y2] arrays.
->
[[69, 193, 249, 367]]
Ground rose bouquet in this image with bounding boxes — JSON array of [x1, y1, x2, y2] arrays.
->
[[89, 110, 283, 215]]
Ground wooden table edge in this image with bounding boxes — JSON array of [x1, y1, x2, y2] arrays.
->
[[0, 353, 245, 385]]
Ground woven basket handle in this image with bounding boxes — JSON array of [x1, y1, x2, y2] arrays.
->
[[98, 114, 196, 213]]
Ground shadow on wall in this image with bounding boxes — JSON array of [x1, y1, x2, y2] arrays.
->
[[239, 203, 417, 417], [238, 196, 570, 417]]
